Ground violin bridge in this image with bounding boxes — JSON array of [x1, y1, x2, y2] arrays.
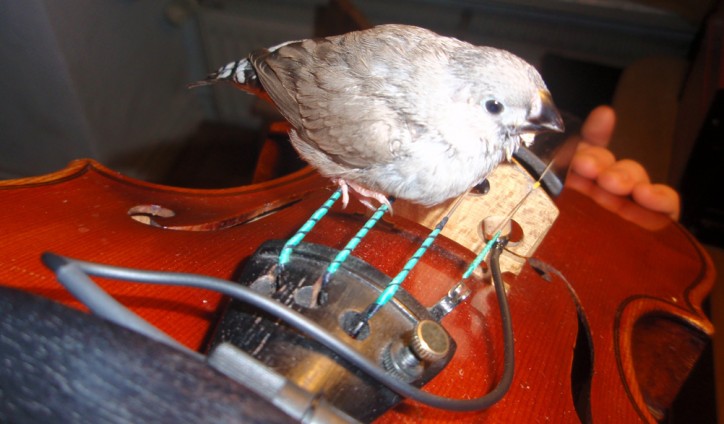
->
[[395, 162, 559, 275]]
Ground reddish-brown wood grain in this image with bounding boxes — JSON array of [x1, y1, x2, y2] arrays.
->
[[0, 160, 713, 423]]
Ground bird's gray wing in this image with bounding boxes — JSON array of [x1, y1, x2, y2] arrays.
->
[[248, 48, 304, 130], [250, 36, 412, 169]]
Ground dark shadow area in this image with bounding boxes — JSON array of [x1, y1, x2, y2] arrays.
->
[[158, 122, 263, 189], [540, 54, 622, 120]]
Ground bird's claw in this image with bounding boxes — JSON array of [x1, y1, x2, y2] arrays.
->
[[334, 179, 351, 209], [334, 179, 391, 212]]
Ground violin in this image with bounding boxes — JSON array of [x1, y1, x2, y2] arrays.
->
[[0, 150, 714, 423]]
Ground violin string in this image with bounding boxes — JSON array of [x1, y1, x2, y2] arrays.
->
[[354, 192, 469, 328], [283, 157, 553, 326], [319, 200, 391, 296], [355, 159, 555, 331], [278, 188, 342, 269], [460, 158, 556, 282]]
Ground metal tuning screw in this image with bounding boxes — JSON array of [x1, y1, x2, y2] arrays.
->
[[383, 320, 450, 381], [410, 320, 451, 362]]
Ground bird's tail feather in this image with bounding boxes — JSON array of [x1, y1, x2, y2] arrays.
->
[[187, 39, 300, 91], [187, 57, 260, 90]]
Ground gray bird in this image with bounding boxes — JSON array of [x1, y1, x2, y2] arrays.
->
[[191, 24, 564, 209]]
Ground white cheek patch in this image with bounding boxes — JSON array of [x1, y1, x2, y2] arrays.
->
[[520, 133, 535, 146]]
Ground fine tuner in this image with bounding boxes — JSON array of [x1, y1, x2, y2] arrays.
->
[[0, 122, 710, 424], [36, 143, 559, 423]]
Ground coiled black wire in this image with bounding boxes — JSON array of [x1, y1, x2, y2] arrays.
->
[[42, 240, 513, 412]]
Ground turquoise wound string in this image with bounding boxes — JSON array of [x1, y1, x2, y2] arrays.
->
[[460, 158, 555, 283], [461, 230, 501, 280], [360, 158, 555, 324], [363, 216, 449, 319], [278, 188, 342, 268], [321, 201, 390, 289], [359, 193, 468, 322]]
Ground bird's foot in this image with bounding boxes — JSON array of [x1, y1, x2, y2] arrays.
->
[[334, 179, 351, 209], [334, 179, 392, 212]]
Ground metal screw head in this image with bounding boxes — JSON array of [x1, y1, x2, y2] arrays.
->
[[410, 320, 450, 362]]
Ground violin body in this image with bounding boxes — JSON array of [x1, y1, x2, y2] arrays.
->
[[0, 159, 714, 422]]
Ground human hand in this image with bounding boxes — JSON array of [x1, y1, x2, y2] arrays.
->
[[567, 105, 680, 221]]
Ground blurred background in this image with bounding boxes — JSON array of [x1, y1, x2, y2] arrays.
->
[[0, 0, 722, 421], [0, 0, 720, 239], [0, 0, 713, 182]]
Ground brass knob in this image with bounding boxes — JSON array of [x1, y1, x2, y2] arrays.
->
[[410, 320, 449, 363]]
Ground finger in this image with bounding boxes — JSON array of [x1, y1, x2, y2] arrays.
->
[[570, 145, 616, 180], [567, 173, 672, 231], [596, 159, 651, 196], [580, 105, 616, 148], [632, 183, 681, 221], [565, 171, 596, 196]]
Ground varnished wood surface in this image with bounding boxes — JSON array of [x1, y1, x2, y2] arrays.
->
[[0, 159, 714, 423]]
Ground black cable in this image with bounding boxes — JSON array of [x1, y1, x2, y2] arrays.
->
[[41, 254, 202, 359], [42, 246, 514, 412], [487, 239, 515, 401]]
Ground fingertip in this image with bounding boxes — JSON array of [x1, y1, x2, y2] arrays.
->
[[632, 183, 681, 221], [581, 105, 616, 147], [570, 152, 600, 180], [597, 168, 633, 196], [616, 159, 650, 184], [571, 145, 616, 180]]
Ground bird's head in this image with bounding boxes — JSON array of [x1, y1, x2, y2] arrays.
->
[[457, 47, 564, 161]]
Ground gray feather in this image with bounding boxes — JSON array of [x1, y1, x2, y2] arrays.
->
[[198, 24, 562, 206]]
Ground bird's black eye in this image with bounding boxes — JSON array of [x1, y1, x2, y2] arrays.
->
[[484, 100, 504, 115]]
